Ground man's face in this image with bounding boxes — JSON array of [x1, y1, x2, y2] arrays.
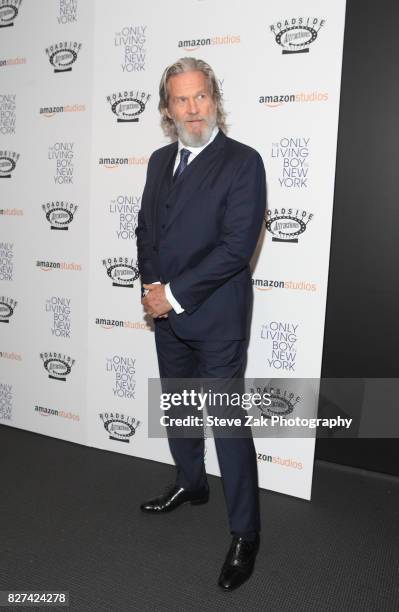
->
[[165, 70, 217, 147]]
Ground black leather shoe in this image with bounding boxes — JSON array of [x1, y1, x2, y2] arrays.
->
[[140, 483, 209, 513], [218, 534, 260, 591]]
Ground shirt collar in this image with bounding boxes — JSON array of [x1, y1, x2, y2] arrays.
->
[[177, 125, 219, 158]]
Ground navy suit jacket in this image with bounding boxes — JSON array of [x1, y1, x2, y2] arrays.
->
[[136, 129, 266, 340]]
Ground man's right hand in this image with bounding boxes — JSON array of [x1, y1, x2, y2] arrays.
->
[[141, 283, 170, 318]]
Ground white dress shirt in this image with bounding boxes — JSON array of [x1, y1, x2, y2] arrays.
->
[[162, 126, 220, 314]]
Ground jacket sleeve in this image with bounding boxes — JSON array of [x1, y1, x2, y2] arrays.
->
[[169, 150, 266, 314], [135, 155, 160, 286]]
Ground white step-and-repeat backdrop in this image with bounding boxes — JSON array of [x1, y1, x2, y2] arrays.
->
[[1, 0, 346, 500]]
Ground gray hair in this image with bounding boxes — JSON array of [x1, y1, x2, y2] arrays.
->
[[158, 57, 227, 139]]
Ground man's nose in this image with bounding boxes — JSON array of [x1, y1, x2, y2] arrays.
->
[[187, 98, 199, 114]]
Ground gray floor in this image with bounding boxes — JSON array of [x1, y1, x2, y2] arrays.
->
[[0, 425, 398, 611]]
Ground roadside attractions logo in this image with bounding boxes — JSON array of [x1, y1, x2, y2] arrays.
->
[[114, 25, 146, 72], [40, 351, 75, 381], [45, 41, 82, 73], [178, 33, 240, 51], [102, 256, 139, 288], [270, 17, 326, 54], [0, 296, 17, 323], [99, 412, 141, 443], [0, 150, 19, 178], [265, 207, 314, 243], [106, 90, 150, 123], [42, 201, 78, 230], [249, 383, 301, 418], [0, 0, 22, 28], [271, 138, 310, 188]]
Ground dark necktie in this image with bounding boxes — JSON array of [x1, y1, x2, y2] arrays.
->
[[173, 148, 191, 182]]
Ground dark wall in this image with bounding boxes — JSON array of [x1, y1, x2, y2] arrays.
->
[[317, 0, 399, 474]]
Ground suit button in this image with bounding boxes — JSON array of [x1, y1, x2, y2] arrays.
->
[[161, 224, 165, 229], [153, 246, 158, 252], [166, 204, 170, 209]]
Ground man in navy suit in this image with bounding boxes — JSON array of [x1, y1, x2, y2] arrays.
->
[[136, 57, 266, 591]]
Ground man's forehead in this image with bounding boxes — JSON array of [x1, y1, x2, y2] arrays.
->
[[168, 70, 210, 94]]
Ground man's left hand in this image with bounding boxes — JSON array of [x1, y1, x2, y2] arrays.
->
[[142, 283, 172, 318]]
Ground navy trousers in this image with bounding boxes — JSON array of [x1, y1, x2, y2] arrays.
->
[[154, 318, 260, 536]]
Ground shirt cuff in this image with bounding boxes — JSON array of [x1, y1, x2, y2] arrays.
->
[[165, 283, 185, 314]]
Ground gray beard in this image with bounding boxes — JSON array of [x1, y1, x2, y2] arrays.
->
[[174, 115, 217, 147]]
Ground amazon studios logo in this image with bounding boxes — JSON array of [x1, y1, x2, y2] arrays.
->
[[252, 278, 316, 292], [45, 41, 82, 72], [40, 352, 75, 381], [0, 296, 17, 322], [103, 257, 139, 288], [106, 90, 150, 122], [35, 404, 79, 422], [265, 208, 313, 243], [178, 33, 240, 51], [0, 0, 22, 28], [249, 383, 301, 418], [99, 412, 141, 443], [114, 25, 146, 72], [270, 17, 326, 54], [42, 201, 78, 230], [0, 150, 19, 178], [271, 138, 310, 188]]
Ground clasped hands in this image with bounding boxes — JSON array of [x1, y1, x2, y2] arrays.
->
[[142, 283, 172, 319]]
